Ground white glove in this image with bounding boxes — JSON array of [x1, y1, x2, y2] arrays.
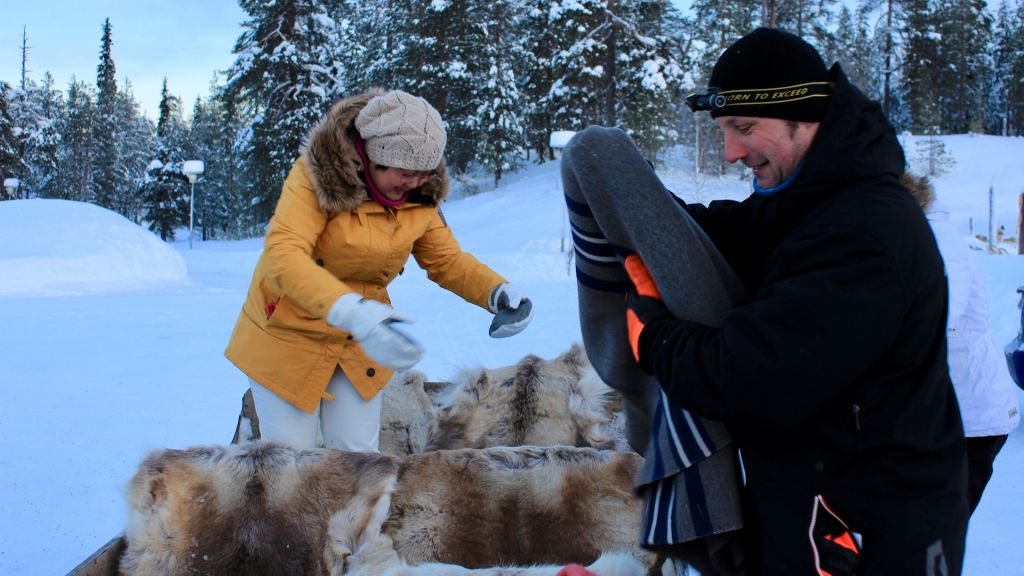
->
[[327, 293, 423, 369], [487, 283, 533, 338]]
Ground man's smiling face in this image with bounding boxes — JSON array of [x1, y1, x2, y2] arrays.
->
[[715, 116, 820, 188]]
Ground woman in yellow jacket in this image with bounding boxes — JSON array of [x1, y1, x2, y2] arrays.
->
[[225, 89, 532, 451]]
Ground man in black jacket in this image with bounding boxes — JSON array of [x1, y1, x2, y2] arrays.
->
[[634, 27, 968, 575], [564, 27, 968, 576]]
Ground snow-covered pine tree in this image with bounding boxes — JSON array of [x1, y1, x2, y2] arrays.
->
[[91, 18, 123, 211], [686, 0, 758, 176], [770, 0, 839, 56], [933, 0, 993, 133], [217, 93, 255, 237], [876, 0, 901, 120], [914, 126, 955, 176], [468, 0, 524, 184], [113, 80, 155, 223], [141, 79, 191, 241], [1007, 0, 1024, 134], [52, 78, 95, 202], [897, 0, 940, 133], [613, 0, 688, 163], [0, 83, 21, 199], [544, 0, 611, 134], [12, 73, 63, 200], [187, 97, 215, 240], [223, 0, 340, 224], [345, 0, 405, 90], [518, 0, 559, 162], [377, 0, 492, 172], [7, 27, 32, 199], [189, 86, 250, 240], [7, 29, 63, 200], [989, 0, 1024, 135], [471, 0, 528, 185], [832, 1, 884, 102]]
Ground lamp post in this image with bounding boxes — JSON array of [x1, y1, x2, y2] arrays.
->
[[182, 161, 205, 249], [4, 178, 20, 200]]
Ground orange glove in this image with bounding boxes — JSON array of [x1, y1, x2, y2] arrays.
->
[[624, 254, 672, 369]]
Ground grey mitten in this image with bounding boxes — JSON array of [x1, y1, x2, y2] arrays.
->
[[487, 283, 534, 338]]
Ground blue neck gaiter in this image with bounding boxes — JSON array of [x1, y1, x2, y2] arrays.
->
[[752, 159, 806, 196]]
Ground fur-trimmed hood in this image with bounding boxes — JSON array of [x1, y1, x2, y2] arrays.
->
[[901, 171, 935, 212], [300, 89, 450, 213]]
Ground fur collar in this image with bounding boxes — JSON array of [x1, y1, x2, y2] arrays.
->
[[901, 172, 934, 212], [300, 89, 450, 214]]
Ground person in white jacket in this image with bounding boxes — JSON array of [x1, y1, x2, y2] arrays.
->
[[912, 175, 1021, 515]]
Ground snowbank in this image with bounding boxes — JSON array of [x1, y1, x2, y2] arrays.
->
[[0, 199, 189, 296]]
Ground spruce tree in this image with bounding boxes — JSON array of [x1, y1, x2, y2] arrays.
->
[[878, 0, 900, 119], [613, 0, 689, 163], [771, 0, 840, 55], [18, 73, 63, 199], [469, 0, 528, 183], [189, 87, 249, 239], [990, 0, 1024, 135], [114, 80, 155, 222], [223, 0, 339, 224], [933, 0, 993, 133], [53, 78, 95, 202], [519, 0, 566, 161], [92, 18, 123, 210], [688, 0, 759, 176], [379, 0, 498, 171], [142, 80, 191, 241], [0, 83, 21, 198], [897, 0, 940, 133], [544, 0, 611, 133], [8, 32, 63, 200], [216, 93, 252, 236], [833, 1, 884, 102], [1007, 0, 1024, 135], [343, 0, 400, 90]]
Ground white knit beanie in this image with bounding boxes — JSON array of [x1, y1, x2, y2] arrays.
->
[[355, 90, 447, 172]]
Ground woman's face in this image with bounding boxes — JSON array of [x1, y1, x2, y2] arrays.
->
[[369, 164, 437, 200]]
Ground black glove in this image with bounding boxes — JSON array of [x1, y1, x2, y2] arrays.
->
[[624, 255, 675, 373]]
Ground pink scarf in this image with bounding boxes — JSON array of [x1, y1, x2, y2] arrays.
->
[[354, 136, 409, 207]]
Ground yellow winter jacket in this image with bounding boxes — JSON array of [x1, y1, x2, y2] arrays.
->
[[225, 91, 505, 412]]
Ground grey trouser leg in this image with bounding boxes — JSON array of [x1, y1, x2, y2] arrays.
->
[[562, 127, 750, 568], [561, 125, 746, 450]]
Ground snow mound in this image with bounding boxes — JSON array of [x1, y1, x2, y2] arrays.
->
[[0, 199, 189, 296]]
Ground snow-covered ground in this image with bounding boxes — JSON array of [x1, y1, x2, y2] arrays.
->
[[1, 134, 1022, 574]]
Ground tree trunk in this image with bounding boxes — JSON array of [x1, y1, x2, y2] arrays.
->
[[884, 0, 893, 117]]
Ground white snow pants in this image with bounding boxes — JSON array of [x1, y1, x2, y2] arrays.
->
[[248, 367, 382, 452]]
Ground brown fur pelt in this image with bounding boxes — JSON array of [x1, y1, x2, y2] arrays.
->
[[426, 344, 619, 451], [346, 533, 647, 576], [379, 370, 439, 456], [235, 345, 627, 455], [120, 442, 652, 576], [119, 442, 398, 576], [384, 446, 646, 568]]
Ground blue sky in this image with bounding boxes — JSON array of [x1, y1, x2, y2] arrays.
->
[[0, 1, 247, 119], [0, 1, 700, 122]]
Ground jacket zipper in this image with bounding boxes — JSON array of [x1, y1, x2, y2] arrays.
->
[[851, 404, 861, 431]]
